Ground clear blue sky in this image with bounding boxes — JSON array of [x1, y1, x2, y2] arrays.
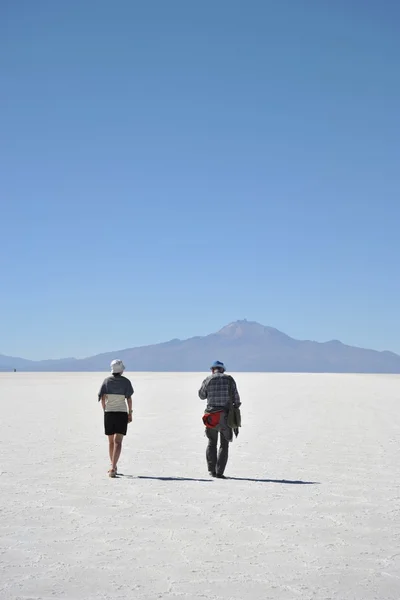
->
[[1, 0, 400, 360]]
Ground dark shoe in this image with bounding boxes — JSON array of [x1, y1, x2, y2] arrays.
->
[[215, 473, 227, 479], [209, 471, 217, 477]]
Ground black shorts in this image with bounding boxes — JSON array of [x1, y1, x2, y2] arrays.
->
[[104, 412, 128, 436]]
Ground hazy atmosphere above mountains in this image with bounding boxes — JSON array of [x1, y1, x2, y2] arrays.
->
[[1, 320, 400, 373]]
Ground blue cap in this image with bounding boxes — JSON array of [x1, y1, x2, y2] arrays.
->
[[210, 360, 225, 371]]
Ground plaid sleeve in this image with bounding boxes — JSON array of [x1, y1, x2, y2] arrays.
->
[[198, 378, 208, 399], [233, 381, 241, 406]]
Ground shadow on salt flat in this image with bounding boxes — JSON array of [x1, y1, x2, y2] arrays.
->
[[227, 477, 320, 484], [118, 474, 212, 482], [139, 475, 213, 482], [118, 474, 320, 484]]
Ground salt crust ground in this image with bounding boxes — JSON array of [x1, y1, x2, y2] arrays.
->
[[0, 372, 399, 600]]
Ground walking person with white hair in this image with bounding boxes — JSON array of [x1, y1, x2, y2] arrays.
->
[[98, 359, 134, 477]]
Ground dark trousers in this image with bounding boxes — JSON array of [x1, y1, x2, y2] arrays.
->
[[205, 414, 232, 475]]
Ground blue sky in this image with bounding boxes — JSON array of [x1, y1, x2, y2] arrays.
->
[[1, 0, 400, 360]]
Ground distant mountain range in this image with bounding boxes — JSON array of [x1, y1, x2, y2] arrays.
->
[[1, 320, 400, 373]]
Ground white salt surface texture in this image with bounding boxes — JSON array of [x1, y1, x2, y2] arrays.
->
[[0, 372, 399, 600]]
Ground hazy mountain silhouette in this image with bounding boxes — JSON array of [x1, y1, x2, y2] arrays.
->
[[1, 320, 400, 373]]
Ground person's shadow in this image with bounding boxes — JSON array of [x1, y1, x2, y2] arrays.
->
[[118, 474, 319, 484], [117, 475, 212, 482], [227, 477, 319, 484]]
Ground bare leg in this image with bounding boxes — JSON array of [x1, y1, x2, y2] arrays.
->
[[108, 435, 115, 464], [111, 434, 123, 470]]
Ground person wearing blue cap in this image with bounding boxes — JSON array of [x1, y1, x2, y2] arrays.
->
[[198, 361, 241, 478]]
